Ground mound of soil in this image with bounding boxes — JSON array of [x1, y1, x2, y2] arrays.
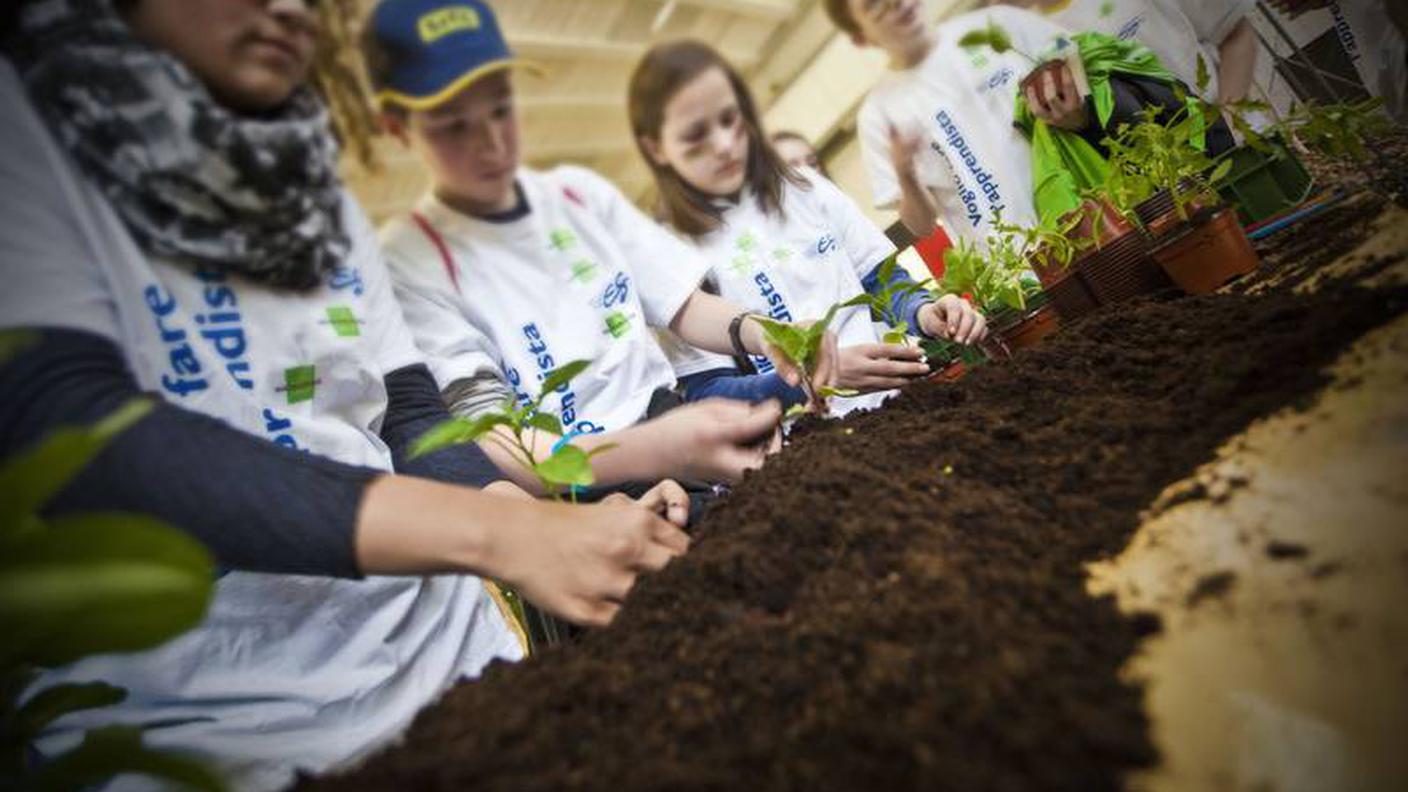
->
[[306, 274, 1407, 791]]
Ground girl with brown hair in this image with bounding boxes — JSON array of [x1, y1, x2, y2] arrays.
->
[[629, 40, 987, 416]]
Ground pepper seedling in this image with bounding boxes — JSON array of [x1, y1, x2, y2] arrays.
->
[[411, 359, 613, 500], [841, 253, 934, 345], [750, 303, 853, 407]]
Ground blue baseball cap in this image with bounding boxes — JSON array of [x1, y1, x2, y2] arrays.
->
[[369, 0, 539, 111]]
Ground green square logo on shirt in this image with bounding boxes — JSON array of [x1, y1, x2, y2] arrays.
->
[[325, 305, 362, 338], [281, 365, 318, 404], [549, 228, 577, 252], [570, 259, 600, 283], [603, 311, 631, 339]]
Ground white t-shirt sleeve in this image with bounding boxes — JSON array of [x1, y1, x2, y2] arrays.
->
[[558, 165, 710, 329], [379, 219, 504, 389], [1177, 0, 1254, 48], [0, 60, 120, 341], [805, 171, 897, 282], [857, 99, 902, 211]]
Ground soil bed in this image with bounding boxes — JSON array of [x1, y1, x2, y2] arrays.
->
[[308, 274, 1407, 791]]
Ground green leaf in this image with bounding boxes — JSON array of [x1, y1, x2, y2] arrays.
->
[[958, 21, 1012, 54], [409, 413, 511, 458], [533, 444, 596, 489], [0, 513, 214, 668], [14, 682, 127, 742], [1207, 158, 1234, 186], [0, 400, 153, 523], [32, 725, 226, 792], [882, 328, 909, 345], [839, 293, 878, 310], [1195, 53, 1210, 94], [818, 387, 860, 399], [524, 411, 564, 438], [751, 316, 810, 367], [538, 360, 591, 400]]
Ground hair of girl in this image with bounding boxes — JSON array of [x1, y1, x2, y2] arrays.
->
[[628, 39, 806, 239], [309, 0, 381, 169]]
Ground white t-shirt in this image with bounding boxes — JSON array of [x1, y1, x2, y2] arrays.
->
[[1251, 0, 1406, 123], [663, 170, 899, 416], [0, 61, 521, 792], [1041, 0, 1255, 103], [380, 166, 708, 435], [858, 5, 1073, 241]]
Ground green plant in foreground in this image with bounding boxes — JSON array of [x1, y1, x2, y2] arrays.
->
[[841, 253, 934, 345], [411, 360, 612, 500], [0, 332, 223, 792], [750, 303, 852, 406], [958, 21, 1034, 63]]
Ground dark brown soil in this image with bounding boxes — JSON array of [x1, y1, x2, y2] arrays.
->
[[306, 274, 1408, 791]]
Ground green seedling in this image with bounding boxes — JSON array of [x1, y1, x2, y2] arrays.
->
[[959, 21, 1030, 63], [750, 303, 844, 409], [0, 359, 225, 791], [1278, 98, 1391, 164], [1102, 102, 1232, 222], [412, 359, 612, 500], [841, 253, 934, 345]]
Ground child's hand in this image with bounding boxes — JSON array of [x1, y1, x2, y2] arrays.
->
[[919, 295, 987, 344], [1024, 62, 1088, 131], [602, 479, 691, 529], [764, 326, 839, 404], [835, 343, 930, 392]]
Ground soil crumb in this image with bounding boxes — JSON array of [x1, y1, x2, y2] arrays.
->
[[1187, 572, 1238, 607]]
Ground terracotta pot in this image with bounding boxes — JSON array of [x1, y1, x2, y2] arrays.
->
[[1041, 257, 1100, 322], [1075, 227, 1173, 305], [1135, 180, 1213, 239], [1066, 197, 1134, 248], [1150, 207, 1260, 294], [984, 302, 1061, 361], [927, 360, 967, 383]]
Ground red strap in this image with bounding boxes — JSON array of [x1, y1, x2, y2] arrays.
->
[[410, 211, 460, 290]]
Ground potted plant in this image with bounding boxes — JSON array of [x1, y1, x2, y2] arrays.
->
[[940, 235, 1059, 361], [1101, 101, 1257, 294]]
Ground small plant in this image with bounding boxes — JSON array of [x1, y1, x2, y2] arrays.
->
[[412, 360, 612, 499], [1277, 97, 1391, 163], [958, 22, 1025, 62], [939, 236, 1031, 315], [1, 332, 223, 792], [412, 360, 613, 649], [1101, 102, 1233, 222], [751, 303, 850, 406], [841, 253, 934, 344]]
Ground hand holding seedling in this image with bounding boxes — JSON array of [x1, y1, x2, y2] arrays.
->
[[835, 343, 929, 391], [490, 497, 690, 627], [918, 294, 988, 344], [749, 306, 845, 412]]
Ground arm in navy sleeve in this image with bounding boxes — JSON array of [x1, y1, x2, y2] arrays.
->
[[678, 367, 806, 408], [862, 259, 934, 338], [380, 363, 505, 487], [2, 327, 379, 578]]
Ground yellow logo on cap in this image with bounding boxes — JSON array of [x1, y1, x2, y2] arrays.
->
[[418, 7, 481, 43]]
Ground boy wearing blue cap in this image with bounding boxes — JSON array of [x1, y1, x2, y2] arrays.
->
[[365, 0, 831, 483]]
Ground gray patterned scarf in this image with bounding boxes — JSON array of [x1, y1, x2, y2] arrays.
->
[[8, 0, 348, 291]]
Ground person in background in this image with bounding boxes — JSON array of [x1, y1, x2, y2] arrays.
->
[[1007, 0, 1260, 107], [771, 130, 831, 179], [629, 40, 987, 418], [364, 0, 835, 455], [0, 0, 701, 787], [823, 0, 1083, 241]]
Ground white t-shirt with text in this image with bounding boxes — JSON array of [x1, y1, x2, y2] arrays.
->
[[858, 5, 1073, 241], [663, 170, 899, 416], [0, 60, 521, 792], [380, 166, 709, 435]]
